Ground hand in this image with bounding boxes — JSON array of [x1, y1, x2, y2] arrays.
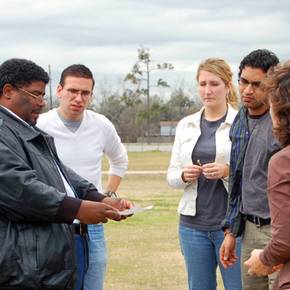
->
[[244, 249, 275, 276], [102, 197, 133, 211], [202, 162, 228, 179], [76, 200, 122, 224], [219, 233, 238, 268], [272, 264, 283, 271], [102, 197, 134, 219], [182, 164, 202, 182]]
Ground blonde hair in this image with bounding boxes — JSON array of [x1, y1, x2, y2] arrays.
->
[[196, 58, 238, 109]]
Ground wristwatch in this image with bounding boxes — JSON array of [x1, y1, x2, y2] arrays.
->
[[223, 229, 234, 237], [104, 191, 118, 198]]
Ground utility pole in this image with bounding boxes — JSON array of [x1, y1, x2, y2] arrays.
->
[[146, 60, 150, 140]]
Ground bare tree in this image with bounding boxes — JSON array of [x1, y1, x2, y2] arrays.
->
[[124, 48, 174, 142]]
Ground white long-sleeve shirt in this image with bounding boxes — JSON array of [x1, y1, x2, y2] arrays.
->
[[167, 105, 237, 216], [37, 109, 128, 192]]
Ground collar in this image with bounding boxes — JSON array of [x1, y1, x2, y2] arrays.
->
[[0, 105, 31, 127], [0, 106, 42, 141], [187, 105, 237, 126]]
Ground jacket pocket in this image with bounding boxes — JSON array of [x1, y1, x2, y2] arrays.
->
[[35, 224, 76, 288], [0, 222, 38, 286], [19, 224, 38, 269], [36, 224, 75, 271]]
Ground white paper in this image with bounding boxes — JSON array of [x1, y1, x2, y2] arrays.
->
[[119, 204, 154, 216]]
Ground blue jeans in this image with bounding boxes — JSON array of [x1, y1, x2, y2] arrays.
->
[[84, 224, 107, 290], [179, 224, 242, 290], [74, 234, 87, 290]]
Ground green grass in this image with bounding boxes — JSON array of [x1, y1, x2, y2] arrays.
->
[[102, 151, 171, 171], [103, 152, 225, 290]]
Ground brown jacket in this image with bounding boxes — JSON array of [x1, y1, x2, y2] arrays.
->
[[260, 145, 290, 290]]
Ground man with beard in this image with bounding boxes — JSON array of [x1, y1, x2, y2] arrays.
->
[[219, 49, 280, 290]]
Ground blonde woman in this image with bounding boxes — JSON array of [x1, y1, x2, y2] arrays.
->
[[167, 58, 242, 290]]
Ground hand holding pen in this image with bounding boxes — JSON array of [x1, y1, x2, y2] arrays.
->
[[182, 159, 229, 182], [181, 160, 202, 183], [199, 160, 229, 179]]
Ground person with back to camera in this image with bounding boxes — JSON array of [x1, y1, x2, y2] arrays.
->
[[245, 60, 290, 290], [167, 58, 242, 290]]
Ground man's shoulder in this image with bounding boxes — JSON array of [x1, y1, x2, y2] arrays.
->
[[257, 112, 280, 148], [37, 109, 57, 129], [85, 109, 103, 119], [0, 110, 37, 144], [84, 110, 114, 127], [38, 109, 56, 121], [230, 107, 248, 136], [259, 111, 273, 127]]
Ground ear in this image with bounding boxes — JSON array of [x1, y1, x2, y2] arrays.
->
[[56, 84, 63, 100], [226, 82, 232, 95], [2, 84, 14, 99], [88, 93, 93, 104]]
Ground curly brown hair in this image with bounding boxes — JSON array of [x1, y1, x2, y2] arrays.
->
[[265, 60, 290, 147]]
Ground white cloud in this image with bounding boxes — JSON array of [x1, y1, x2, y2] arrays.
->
[[0, 0, 289, 93]]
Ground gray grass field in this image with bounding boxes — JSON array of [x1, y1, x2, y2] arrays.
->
[[102, 151, 225, 290]]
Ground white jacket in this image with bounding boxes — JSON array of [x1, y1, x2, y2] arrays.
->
[[167, 105, 237, 216]]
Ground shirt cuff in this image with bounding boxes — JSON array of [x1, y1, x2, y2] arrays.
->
[[54, 196, 82, 223], [85, 189, 107, 202]]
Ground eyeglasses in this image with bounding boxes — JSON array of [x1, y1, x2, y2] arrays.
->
[[18, 87, 47, 102], [239, 78, 262, 91], [63, 88, 92, 99]]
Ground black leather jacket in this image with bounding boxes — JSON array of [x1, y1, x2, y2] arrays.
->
[[0, 107, 101, 289]]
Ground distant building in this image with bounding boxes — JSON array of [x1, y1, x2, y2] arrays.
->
[[160, 121, 178, 137]]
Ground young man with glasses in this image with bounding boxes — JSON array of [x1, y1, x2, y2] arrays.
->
[[37, 64, 128, 290], [219, 49, 281, 290], [0, 59, 131, 290]]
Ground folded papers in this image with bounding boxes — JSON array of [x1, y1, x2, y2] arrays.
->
[[119, 204, 154, 216]]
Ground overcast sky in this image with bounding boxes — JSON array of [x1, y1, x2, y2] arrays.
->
[[1, 0, 289, 96]]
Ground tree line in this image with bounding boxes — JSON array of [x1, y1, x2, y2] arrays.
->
[[91, 86, 199, 142], [92, 48, 201, 142]]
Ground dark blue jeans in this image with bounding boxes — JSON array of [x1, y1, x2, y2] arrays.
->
[[74, 234, 88, 290], [179, 224, 242, 290]]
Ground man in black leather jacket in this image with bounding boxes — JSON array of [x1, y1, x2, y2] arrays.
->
[[0, 58, 131, 290]]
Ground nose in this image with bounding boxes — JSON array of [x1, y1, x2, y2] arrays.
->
[[243, 83, 254, 94], [37, 95, 46, 105], [39, 98, 46, 108], [74, 93, 83, 102], [205, 85, 212, 95]]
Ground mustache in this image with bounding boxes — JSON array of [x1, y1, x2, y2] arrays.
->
[[32, 109, 42, 114]]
